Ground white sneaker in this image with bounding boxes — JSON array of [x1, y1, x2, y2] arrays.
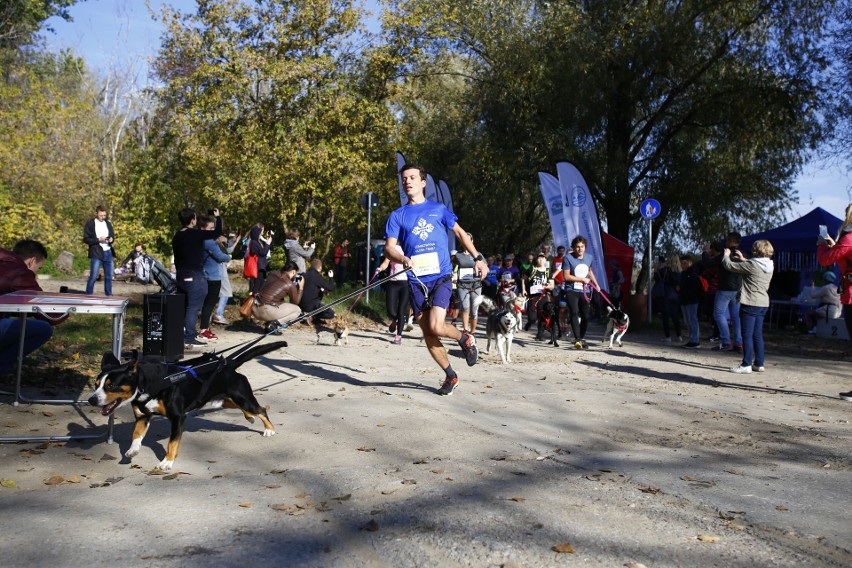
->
[[730, 365, 752, 374], [752, 365, 765, 372]]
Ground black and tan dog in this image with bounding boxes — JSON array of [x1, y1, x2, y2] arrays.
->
[[88, 341, 287, 471], [535, 291, 561, 347]]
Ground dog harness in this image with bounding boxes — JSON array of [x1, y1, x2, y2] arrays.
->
[[137, 359, 222, 399]]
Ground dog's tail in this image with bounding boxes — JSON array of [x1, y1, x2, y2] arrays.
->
[[226, 340, 288, 370], [480, 296, 496, 313]]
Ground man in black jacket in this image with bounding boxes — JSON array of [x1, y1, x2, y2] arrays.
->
[[83, 205, 116, 296], [298, 258, 336, 321]]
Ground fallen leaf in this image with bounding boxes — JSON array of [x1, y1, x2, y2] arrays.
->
[[719, 512, 735, 521], [265, 484, 281, 489], [401, 479, 417, 485], [239, 503, 253, 508], [147, 468, 167, 476], [697, 534, 720, 542], [509, 497, 526, 502], [585, 474, 601, 481], [332, 494, 352, 501], [680, 475, 698, 481], [295, 492, 310, 499], [357, 446, 376, 452], [775, 505, 788, 511], [599, 468, 613, 473], [67, 475, 81, 484], [639, 486, 662, 494], [270, 503, 292, 512], [431, 469, 446, 474], [551, 543, 576, 553], [1, 479, 17, 488], [162, 473, 180, 480], [725, 468, 744, 475], [316, 502, 333, 512], [625, 563, 648, 568], [42, 411, 54, 417], [725, 522, 748, 531], [44, 475, 64, 485], [361, 519, 380, 532], [99, 454, 117, 461]]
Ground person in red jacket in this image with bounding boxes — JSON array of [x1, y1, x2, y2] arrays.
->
[[0, 240, 62, 374], [817, 203, 852, 401]]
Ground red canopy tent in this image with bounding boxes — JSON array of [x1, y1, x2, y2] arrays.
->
[[602, 232, 634, 302]]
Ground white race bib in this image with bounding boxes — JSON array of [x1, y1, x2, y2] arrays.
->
[[530, 284, 543, 295], [411, 252, 441, 276]]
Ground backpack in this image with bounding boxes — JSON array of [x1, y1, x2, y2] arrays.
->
[[149, 257, 177, 294], [135, 254, 154, 283]]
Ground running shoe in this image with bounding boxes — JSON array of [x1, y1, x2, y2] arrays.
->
[[458, 331, 478, 366], [389, 321, 397, 334], [712, 343, 731, 351], [212, 315, 230, 325], [730, 365, 752, 374], [393, 335, 402, 345], [438, 375, 459, 396], [184, 338, 207, 350], [574, 340, 583, 350]]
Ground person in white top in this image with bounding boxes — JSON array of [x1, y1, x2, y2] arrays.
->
[[83, 205, 116, 296]]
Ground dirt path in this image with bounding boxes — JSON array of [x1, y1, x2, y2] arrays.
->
[[0, 278, 850, 567]]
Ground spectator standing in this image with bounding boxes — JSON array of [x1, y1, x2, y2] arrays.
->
[[247, 224, 272, 295], [656, 253, 683, 343], [678, 255, 704, 348], [816, 203, 852, 400], [723, 240, 774, 374], [284, 229, 315, 274], [384, 163, 486, 396], [333, 239, 350, 286], [453, 235, 484, 334], [0, 240, 65, 375], [213, 232, 238, 325], [713, 232, 744, 352], [83, 205, 116, 296], [198, 216, 232, 341], [172, 207, 223, 349]]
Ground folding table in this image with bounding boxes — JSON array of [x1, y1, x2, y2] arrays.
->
[[0, 290, 128, 443]]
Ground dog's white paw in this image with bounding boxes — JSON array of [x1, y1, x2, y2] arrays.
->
[[263, 428, 277, 437], [125, 439, 142, 458], [157, 459, 174, 471]]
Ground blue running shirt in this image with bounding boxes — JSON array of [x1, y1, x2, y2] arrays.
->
[[385, 200, 457, 283]]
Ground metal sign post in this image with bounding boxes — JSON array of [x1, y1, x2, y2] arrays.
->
[[640, 199, 661, 323], [360, 192, 379, 303]]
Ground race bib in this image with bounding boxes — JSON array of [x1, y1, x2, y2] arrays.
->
[[411, 252, 441, 276], [529, 284, 544, 295]]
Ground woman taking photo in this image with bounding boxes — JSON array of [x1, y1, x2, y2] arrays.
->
[[721, 239, 774, 374], [817, 203, 852, 401]]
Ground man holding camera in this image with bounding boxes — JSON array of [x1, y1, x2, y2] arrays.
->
[[284, 229, 315, 274]]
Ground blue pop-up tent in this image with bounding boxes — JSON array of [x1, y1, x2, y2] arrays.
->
[[740, 207, 842, 272]]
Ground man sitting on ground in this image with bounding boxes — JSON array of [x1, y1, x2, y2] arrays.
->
[[0, 240, 66, 374]]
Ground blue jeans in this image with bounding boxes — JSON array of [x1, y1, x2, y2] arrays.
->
[[681, 303, 700, 344], [175, 271, 207, 342], [86, 249, 114, 295], [740, 304, 768, 368], [0, 318, 54, 375], [714, 290, 741, 346]]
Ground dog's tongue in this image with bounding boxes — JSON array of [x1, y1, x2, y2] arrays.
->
[[101, 399, 120, 416]]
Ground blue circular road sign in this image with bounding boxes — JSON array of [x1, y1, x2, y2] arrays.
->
[[640, 199, 661, 220]]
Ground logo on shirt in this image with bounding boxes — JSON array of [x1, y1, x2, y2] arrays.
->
[[412, 218, 435, 241]]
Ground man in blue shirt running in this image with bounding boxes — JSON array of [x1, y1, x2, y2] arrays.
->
[[384, 163, 488, 395]]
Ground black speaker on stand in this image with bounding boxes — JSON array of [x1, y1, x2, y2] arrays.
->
[[143, 293, 185, 361]]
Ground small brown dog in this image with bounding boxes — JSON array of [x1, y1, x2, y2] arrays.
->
[[312, 315, 350, 345]]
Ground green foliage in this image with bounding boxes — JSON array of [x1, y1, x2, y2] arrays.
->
[[384, 0, 837, 253]]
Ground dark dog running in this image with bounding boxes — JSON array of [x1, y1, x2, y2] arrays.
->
[[534, 292, 561, 347], [88, 341, 287, 470]]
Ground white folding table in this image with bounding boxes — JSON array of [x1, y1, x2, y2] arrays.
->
[[0, 290, 128, 443]]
